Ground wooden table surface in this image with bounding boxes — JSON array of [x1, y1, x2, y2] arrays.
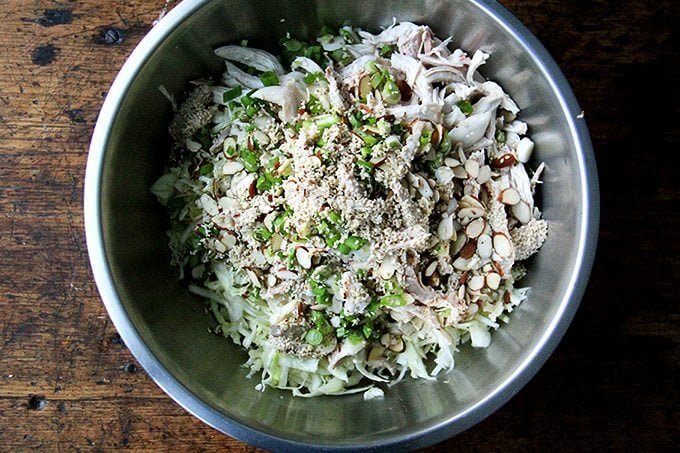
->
[[0, 0, 677, 450]]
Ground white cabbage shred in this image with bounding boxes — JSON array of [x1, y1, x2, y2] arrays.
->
[[152, 22, 547, 397]]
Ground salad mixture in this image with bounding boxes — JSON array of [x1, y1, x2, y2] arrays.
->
[[151, 22, 548, 398]]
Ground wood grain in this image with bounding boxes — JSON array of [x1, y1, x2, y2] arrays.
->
[[0, 0, 677, 450]]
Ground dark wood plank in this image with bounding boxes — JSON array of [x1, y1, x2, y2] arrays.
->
[[0, 0, 677, 451]]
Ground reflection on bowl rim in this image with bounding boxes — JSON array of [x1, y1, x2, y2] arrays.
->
[[84, 0, 599, 450]]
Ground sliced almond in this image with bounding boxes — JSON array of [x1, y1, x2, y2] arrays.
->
[[223, 160, 244, 176], [491, 153, 518, 168], [476, 234, 493, 259], [435, 166, 454, 185], [270, 233, 282, 252], [511, 201, 532, 224], [388, 338, 404, 353], [464, 159, 480, 179], [457, 207, 485, 219], [467, 275, 484, 291], [453, 256, 471, 271], [219, 232, 236, 250], [445, 157, 461, 167], [252, 130, 270, 147], [465, 218, 486, 239], [498, 188, 521, 206], [450, 234, 467, 255], [459, 240, 477, 259], [437, 215, 454, 241], [266, 273, 277, 288], [486, 272, 501, 290], [295, 247, 312, 269], [476, 165, 492, 184], [493, 233, 513, 258], [452, 165, 468, 179], [424, 261, 438, 277], [359, 74, 372, 99], [276, 269, 298, 280], [460, 195, 484, 209], [378, 256, 397, 280]]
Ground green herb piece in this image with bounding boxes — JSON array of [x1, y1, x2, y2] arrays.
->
[[259, 71, 280, 86], [331, 48, 352, 66], [456, 100, 473, 115], [355, 159, 374, 174], [241, 149, 259, 172], [439, 133, 452, 154], [252, 227, 272, 243], [364, 60, 379, 74], [344, 235, 367, 251], [315, 114, 340, 131], [339, 26, 359, 44], [304, 72, 326, 85], [199, 163, 213, 176], [223, 85, 242, 102], [379, 294, 406, 307], [305, 329, 323, 346], [379, 44, 396, 58], [495, 129, 507, 143], [347, 330, 364, 344], [327, 210, 342, 224], [358, 132, 378, 147], [420, 130, 433, 147], [382, 79, 401, 105], [336, 243, 351, 255], [362, 320, 373, 339]]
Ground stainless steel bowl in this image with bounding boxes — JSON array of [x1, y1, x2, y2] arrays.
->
[[84, 0, 599, 450]]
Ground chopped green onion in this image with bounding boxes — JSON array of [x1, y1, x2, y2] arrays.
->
[[420, 130, 433, 147], [379, 44, 396, 58], [252, 227, 272, 242], [303, 72, 326, 85], [379, 294, 406, 307], [241, 149, 259, 172], [362, 320, 373, 339], [273, 211, 289, 233], [355, 159, 374, 173], [315, 292, 332, 305], [199, 163, 213, 176], [347, 330, 364, 344], [495, 129, 507, 143], [347, 111, 362, 129], [331, 48, 352, 65], [360, 146, 372, 158], [315, 114, 340, 131], [245, 104, 258, 117], [356, 268, 367, 280], [305, 329, 323, 346], [327, 210, 342, 224], [344, 235, 367, 251], [241, 95, 254, 107], [385, 135, 401, 149], [382, 79, 401, 105], [304, 45, 323, 63], [223, 85, 242, 102], [325, 230, 341, 247], [364, 60, 379, 74], [358, 132, 379, 146], [370, 71, 385, 89], [337, 243, 351, 255], [456, 100, 473, 115], [282, 38, 303, 52], [259, 71, 280, 86], [439, 133, 452, 154], [339, 26, 360, 44]]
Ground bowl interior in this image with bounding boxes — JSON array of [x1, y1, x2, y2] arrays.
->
[[94, 0, 591, 449]]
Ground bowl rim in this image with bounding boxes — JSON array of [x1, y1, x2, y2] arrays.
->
[[84, 0, 600, 450]]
